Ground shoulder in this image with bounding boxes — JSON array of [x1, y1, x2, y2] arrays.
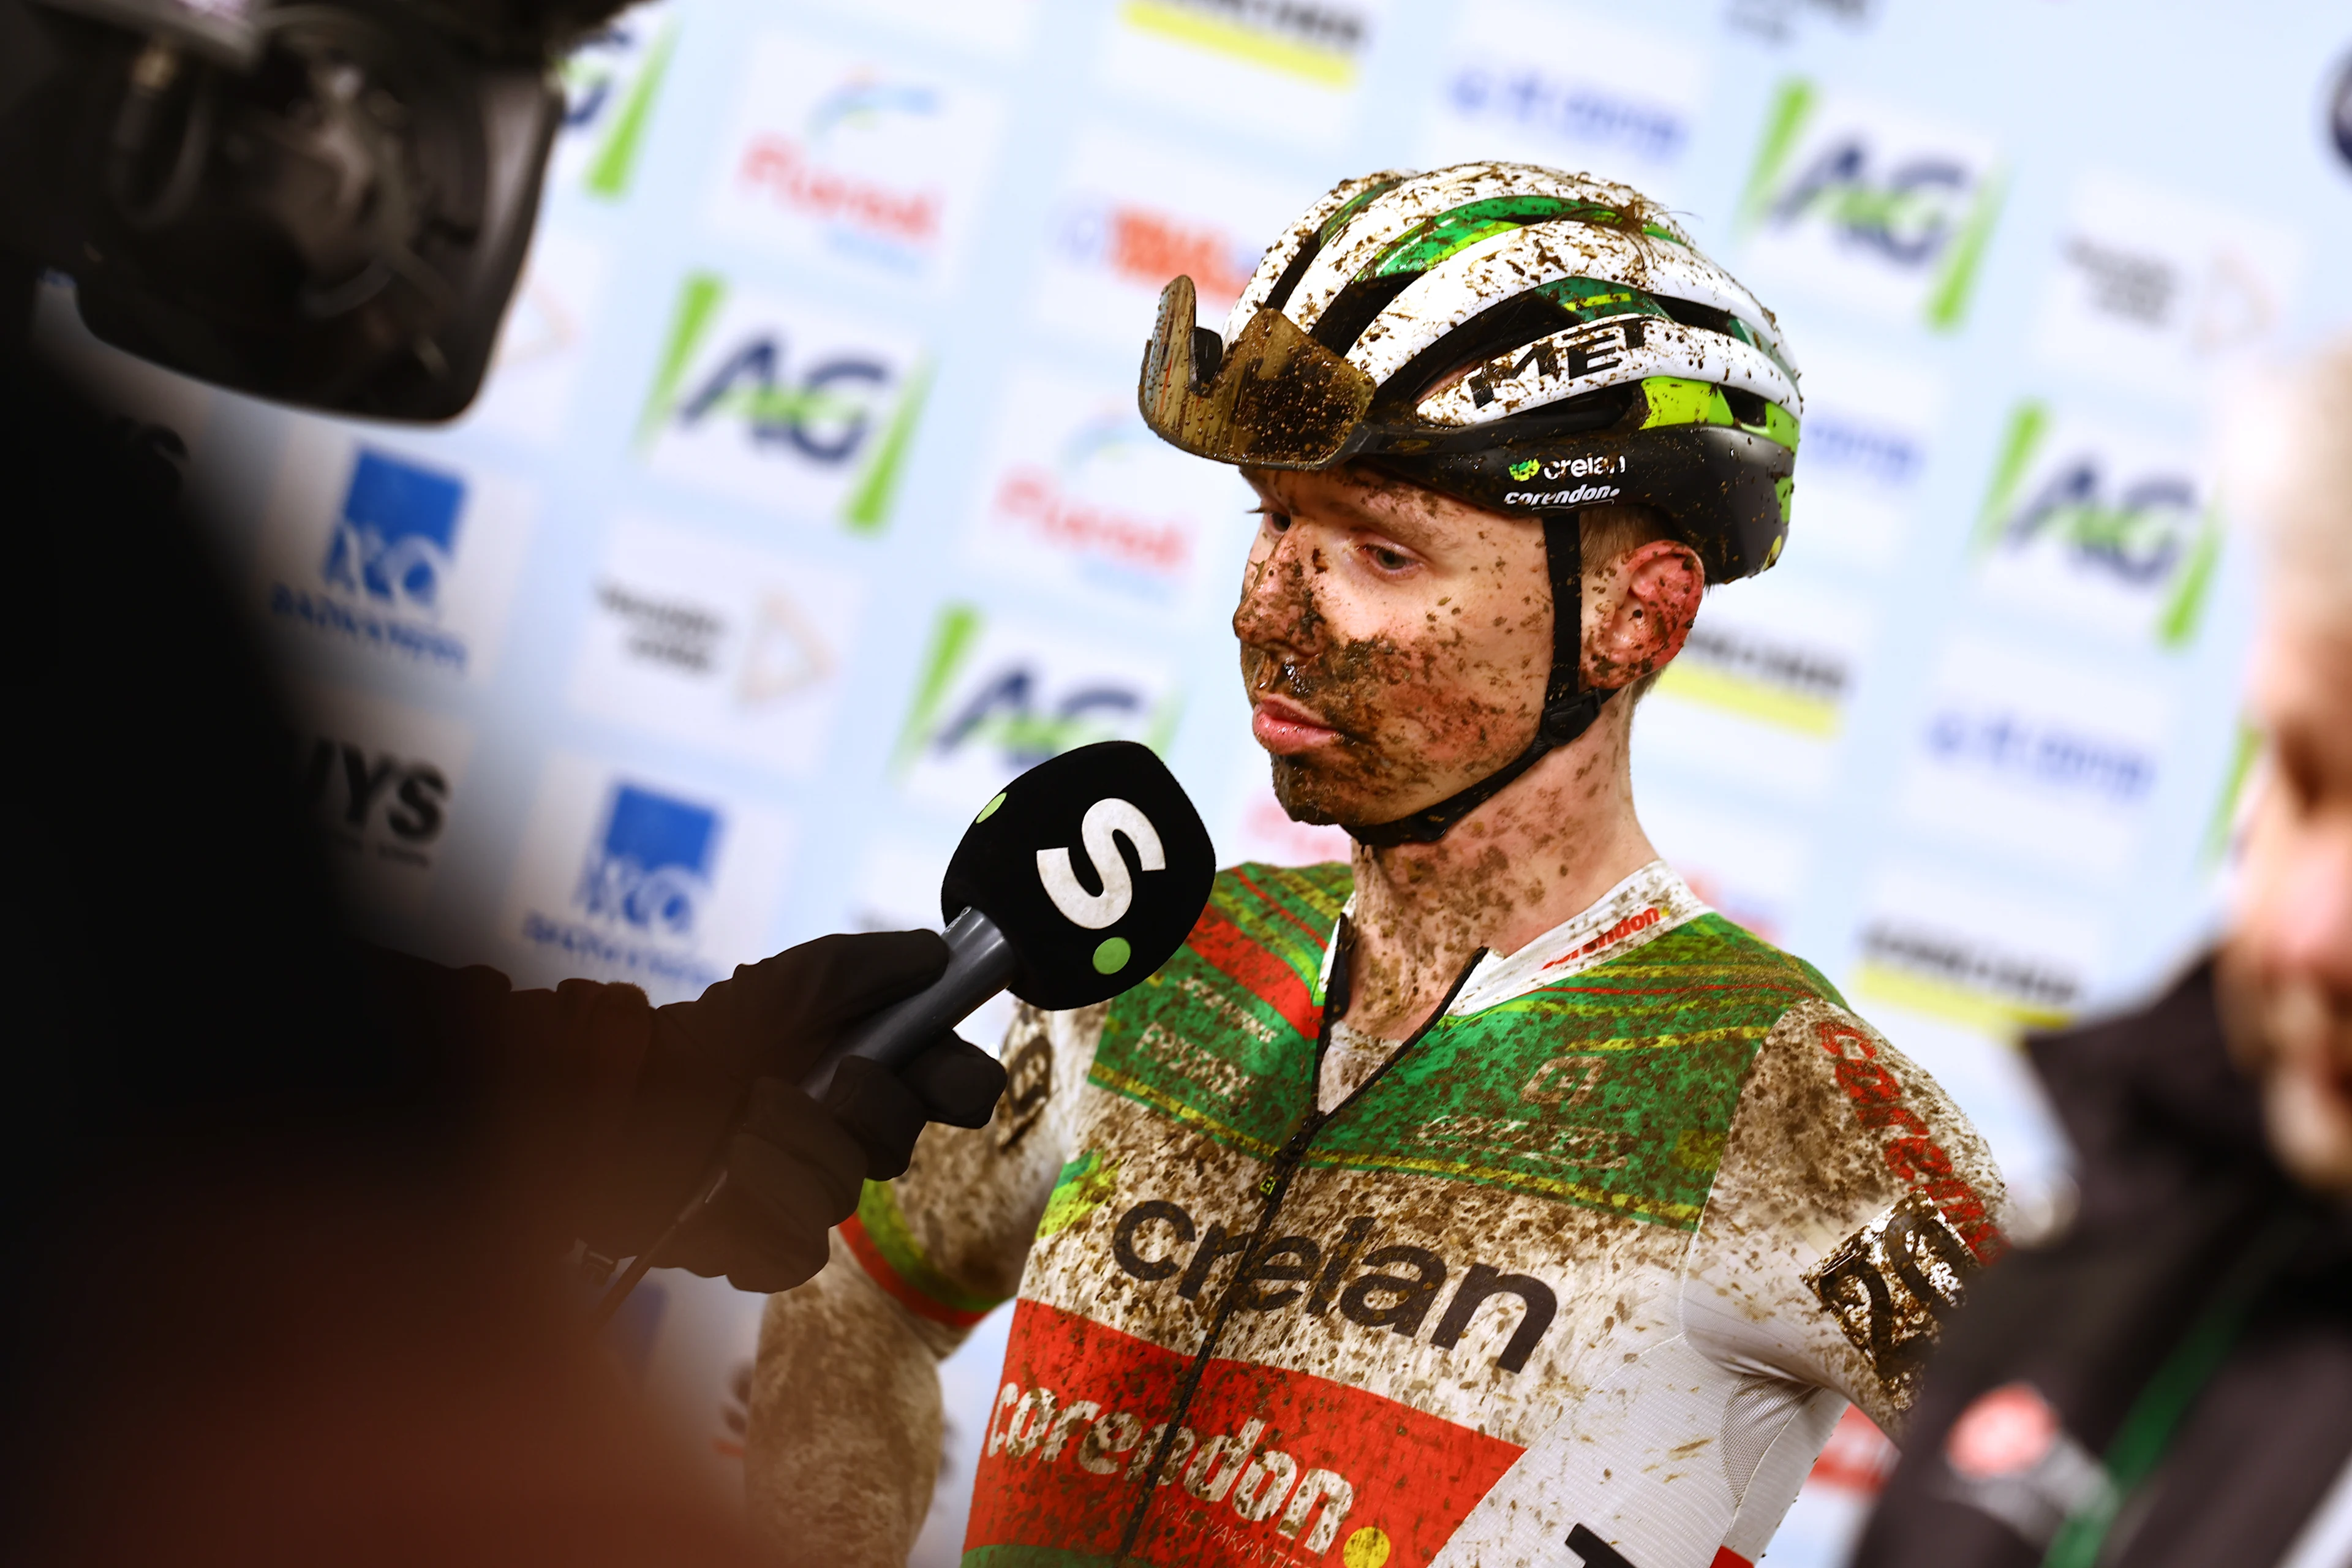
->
[[1626, 911, 1851, 1012]]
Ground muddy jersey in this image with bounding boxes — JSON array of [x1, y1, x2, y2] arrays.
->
[[840, 861, 2007, 1568]]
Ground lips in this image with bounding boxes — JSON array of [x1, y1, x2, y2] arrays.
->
[[1251, 695, 1341, 755]]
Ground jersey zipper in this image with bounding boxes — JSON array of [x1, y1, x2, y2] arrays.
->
[[1112, 922, 1488, 1564]]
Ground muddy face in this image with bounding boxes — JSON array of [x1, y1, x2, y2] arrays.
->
[[1233, 467, 1552, 830]]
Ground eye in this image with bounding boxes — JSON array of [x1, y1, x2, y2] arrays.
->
[[1365, 543, 1415, 573], [1252, 505, 1292, 535]]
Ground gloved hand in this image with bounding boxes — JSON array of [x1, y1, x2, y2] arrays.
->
[[587, 930, 1007, 1293]]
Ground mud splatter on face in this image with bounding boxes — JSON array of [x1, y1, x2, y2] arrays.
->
[[1234, 468, 1550, 832]]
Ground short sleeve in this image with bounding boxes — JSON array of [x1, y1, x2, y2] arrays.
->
[[1679, 998, 2010, 1436]]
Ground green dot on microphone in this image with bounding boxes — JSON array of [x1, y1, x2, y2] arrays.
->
[[975, 791, 1007, 823], [1092, 937, 1131, 976]]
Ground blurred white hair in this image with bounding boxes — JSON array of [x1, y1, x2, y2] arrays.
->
[[2225, 339, 2352, 619]]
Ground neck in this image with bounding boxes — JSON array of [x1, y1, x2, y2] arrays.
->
[[1340, 703, 1658, 1038]]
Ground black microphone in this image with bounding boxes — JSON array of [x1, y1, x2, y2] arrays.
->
[[590, 741, 1215, 1323], [804, 739, 1217, 1099]]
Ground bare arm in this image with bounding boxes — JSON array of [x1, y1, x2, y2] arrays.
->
[[745, 1003, 1099, 1566]]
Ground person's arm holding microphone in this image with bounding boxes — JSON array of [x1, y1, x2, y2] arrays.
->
[[356, 930, 1007, 1295]]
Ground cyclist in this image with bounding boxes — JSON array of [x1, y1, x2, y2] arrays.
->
[[748, 163, 2007, 1568]]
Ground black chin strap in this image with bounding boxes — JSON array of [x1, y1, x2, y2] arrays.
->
[[1346, 511, 1614, 848]]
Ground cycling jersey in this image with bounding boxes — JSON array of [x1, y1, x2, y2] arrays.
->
[[839, 859, 2006, 1568]]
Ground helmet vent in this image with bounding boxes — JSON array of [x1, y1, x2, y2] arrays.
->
[[1308, 273, 1422, 357], [1655, 295, 1739, 338]]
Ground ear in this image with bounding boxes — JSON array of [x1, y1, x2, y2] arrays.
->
[[1581, 538, 1705, 690]]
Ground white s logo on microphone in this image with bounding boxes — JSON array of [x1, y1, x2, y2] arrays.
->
[[1036, 798, 1165, 929]]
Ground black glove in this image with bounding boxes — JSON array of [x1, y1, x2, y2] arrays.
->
[[589, 930, 1006, 1293]]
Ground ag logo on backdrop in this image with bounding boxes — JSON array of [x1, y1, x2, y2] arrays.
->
[[551, 0, 675, 200], [708, 31, 1006, 285], [1972, 401, 2220, 649], [570, 516, 865, 776], [637, 273, 927, 531], [257, 425, 535, 682], [893, 604, 1179, 813], [1737, 78, 2003, 331], [504, 756, 794, 1000], [290, 684, 475, 918], [967, 363, 1249, 614]]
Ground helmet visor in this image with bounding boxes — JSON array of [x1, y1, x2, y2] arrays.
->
[[1138, 275, 1378, 470]]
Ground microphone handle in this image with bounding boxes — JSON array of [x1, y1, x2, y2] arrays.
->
[[801, 903, 1021, 1104], [590, 905, 1019, 1330]]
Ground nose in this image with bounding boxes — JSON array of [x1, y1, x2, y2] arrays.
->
[[2272, 822, 2352, 996], [1232, 526, 1317, 654]]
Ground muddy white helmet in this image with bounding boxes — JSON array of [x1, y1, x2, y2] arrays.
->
[[1139, 162, 1804, 845]]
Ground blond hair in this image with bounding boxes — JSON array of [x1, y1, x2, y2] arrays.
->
[[2230, 340, 2352, 618]]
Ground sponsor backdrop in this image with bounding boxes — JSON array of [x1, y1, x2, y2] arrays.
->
[[37, 1, 2352, 1562]]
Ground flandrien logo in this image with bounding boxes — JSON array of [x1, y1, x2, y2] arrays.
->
[[1972, 401, 2219, 649], [971, 364, 1246, 611], [710, 33, 1006, 283], [569, 518, 865, 778], [638, 272, 927, 532], [551, 0, 675, 200], [1737, 78, 2003, 331], [894, 604, 1178, 812], [257, 426, 535, 684], [505, 756, 794, 1001]]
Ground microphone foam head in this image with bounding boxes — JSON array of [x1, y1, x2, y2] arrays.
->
[[941, 741, 1216, 1011]]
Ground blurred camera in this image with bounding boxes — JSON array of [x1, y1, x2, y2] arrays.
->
[[0, 0, 565, 418]]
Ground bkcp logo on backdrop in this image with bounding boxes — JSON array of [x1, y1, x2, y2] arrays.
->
[[1033, 129, 1308, 352], [1781, 342, 1942, 569], [1900, 637, 2169, 878], [1972, 401, 2220, 650], [1737, 78, 2003, 331], [892, 604, 1179, 813], [1418, 0, 1706, 198], [1099, 0, 1384, 148], [966, 363, 1249, 613], [504, 755, 794, 1000], [291, 683, 475, 918], [637, 272, 927, 532], [551, 0, 674, 200], [2033, 173, 2305, 401], [257, 426, 535, 682], [570, 516, 866, 777], [708, 31, 1006, 285]]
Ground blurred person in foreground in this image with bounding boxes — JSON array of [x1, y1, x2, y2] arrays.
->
[[0, 0, 1000, 1558], [1849, 347, 2352, 1568]]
